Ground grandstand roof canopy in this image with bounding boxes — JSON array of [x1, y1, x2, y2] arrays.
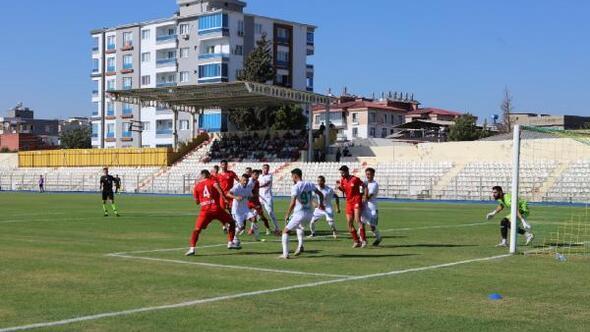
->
[[107, 81, 336, 112]]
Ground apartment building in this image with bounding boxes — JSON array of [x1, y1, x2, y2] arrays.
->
[[312, 93, 420, 141], [91, 0, 316, 148]]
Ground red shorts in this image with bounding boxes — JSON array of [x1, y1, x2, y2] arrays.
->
[[345, 198, 363, 216], [195, 209, 234, 230]]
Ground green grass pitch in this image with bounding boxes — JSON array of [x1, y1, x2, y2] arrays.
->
[[0, 192, 589, 331]]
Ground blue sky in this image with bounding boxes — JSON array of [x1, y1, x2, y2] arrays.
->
[[0, 0, 589, 122]]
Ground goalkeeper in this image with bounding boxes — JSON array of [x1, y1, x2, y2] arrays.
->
[[486, 186, 535, 247]]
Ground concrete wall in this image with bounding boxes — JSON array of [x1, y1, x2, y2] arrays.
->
[[0, 153, 18, 167], [361, 138, 590, 163]]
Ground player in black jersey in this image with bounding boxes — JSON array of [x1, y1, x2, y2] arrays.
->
[[100, 167, 119, 217]]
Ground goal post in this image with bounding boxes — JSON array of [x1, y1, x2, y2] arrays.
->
[[510, 125, 522, 254]]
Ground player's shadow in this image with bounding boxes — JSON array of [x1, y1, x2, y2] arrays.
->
[[379, 244, 476, 249], [303, 253, 418, 259]]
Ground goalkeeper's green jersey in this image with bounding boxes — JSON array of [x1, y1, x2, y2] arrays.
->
[[498, 193, 529, 218]]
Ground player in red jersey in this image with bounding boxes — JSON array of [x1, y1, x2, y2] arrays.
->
[[186, 170, 241, 256], [218, 160, 239, 210], [337, 165, 369, 248], [247, 169, 273, 237]]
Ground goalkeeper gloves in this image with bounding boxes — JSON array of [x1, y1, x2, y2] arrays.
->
[[486, 211, 497, 220]]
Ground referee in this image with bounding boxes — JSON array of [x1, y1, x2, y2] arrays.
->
[[100, 167, 120, 217]]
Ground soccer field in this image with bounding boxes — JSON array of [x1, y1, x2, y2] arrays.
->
[[0, 192, 588, 332]]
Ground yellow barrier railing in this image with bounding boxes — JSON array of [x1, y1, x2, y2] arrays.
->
[[18, 148, 175, 167]]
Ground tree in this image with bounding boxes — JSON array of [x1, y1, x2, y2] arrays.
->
[[60, 125, 91, 149], [237, 34, 275, 83], [448, 113, 482, 141], [499, 87, 514, 133], [230, 34, 276, 131], [271, 104, 307, 131]]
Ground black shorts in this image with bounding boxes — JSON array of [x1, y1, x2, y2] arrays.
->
[[102, 191, 114, 201]]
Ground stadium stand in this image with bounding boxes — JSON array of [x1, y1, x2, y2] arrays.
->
[[207, 131, 307, 162], [545, 160, 590, 203]]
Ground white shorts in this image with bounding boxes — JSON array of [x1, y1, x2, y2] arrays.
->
[[260, 196, 274, 214], [312, 206, 334, 222], [286, 211, 313, 231], [232, 211, 249, 229], [246, 209, 258, 221], [361, 208, 378, 226]]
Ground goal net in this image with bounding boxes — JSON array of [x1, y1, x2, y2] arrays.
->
[[515, 125, 590, 257]]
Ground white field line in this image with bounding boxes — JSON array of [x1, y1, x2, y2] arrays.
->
[[109, 254, 350, 278], [0, 254, 510, 332]]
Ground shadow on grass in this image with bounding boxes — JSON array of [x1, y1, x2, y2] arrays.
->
[[301, 253, 418, 259], [378, 244, 477, 249]]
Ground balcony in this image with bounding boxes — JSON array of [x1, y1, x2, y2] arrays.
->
[[156, 129, 173, 138], [306, 64, 314, 71], [92, 46, 99, 54], [121, 42, 133, 51], [156, 58, 177, 67], [106, 132, 115, 138], [198, 53, 230, 61], [92, 90, 99, 97], [156, 107, 172, 114], [276, 60, 289, 69], [156, 81, 177, 88], [122, 131, 132, 138], [156, 34, 177, 43]]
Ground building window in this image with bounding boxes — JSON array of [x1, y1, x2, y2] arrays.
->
[[123, 32, 133, 47], [122, 103, 133, 116], [141, 75, 151, 86], [307, 31, 315, 45], [106, 35, 116, 49], [352, 127, 358, 138], [122, 122, 132, 137], [92, 59, 99, 73], [179, 120, 190, 130], [277, 50, 289, 67], [91, 124, 99, 138], [237, 20, 244, 36], [141, 52, 151, 63], [106, 79, 115, 91], [123, 55, 133, 69], [180, 47, 190, 58], [106, 103, 115, 116], [399, 115, 404, 124], [106, 123, 115, 138], [198, 63, 227, 78], [391, 115, 396, 125], [142, 121, 150, 131], [141, 29, 150, 40], [123, 77, 132, 90], [179, 23, 190, 35], [276, 27, 290, 43], [255, 23, 263, 34], [234, 45, 243, 55], [370, 127, 376, 137], [352, 113, 358, 124], [106, 57, 115, 72], [369, 112, 376, 123], [206, 45, 215, 54], [198, 13, 228, 32], [179, 71, 190, 83], [381, 128, 388, 138], [306, 77, 314, 90], [156, 119, 173, 135]]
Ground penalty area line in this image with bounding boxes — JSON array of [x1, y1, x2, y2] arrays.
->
[[0, 254, 511, 332]]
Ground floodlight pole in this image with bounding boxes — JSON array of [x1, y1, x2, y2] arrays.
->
[[510, 124, 521, 254]]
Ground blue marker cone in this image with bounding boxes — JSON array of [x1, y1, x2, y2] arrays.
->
[[488, 293, 503, 300]]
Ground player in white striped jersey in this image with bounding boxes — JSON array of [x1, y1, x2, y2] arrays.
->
[[280, 168, 324, 259], [308, 176, 340, 239], [259, 164, 281, 235], [225, 174, 253, 247], [361, 168, 382, 246]]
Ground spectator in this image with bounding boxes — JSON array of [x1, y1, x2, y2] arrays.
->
[[39, 175, 45, 193]]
